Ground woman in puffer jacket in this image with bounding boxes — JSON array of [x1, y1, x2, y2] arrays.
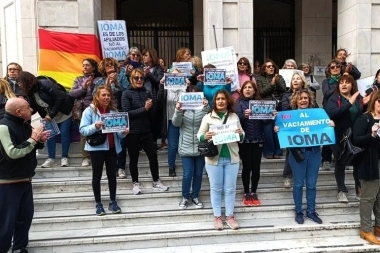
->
[[172, 85, 209, 209]]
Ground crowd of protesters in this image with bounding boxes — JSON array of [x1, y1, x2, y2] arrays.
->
[[3, 46, 380, 250]]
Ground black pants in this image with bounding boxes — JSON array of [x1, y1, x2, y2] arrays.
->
[[282, 149, 293, 178], [117, 138, 127, 170], [0, 182, 34, 253], [322, 145, 332, 163], [126, 133, 159, 183], [90, 148, 117, 203], [331, 144, 361, 194], [238, 142, 263, 194]]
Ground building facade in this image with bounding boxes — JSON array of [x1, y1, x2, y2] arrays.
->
[[0, 0, 378, 80]]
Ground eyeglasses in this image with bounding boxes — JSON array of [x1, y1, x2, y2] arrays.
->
[[131, 53, 140, 57], [302, 66, 310, 69], [376, 99, 380, 103], [8, 68, 19, 71], [133, 76, 145, 82], [105, 64, 114, 68], [266, 65, 274, 69], [238, 62, 247, 66], [330, 65, 341, 70]]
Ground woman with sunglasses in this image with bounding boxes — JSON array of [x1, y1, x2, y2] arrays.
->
[[124, 47, 144, 76], [320, 59, 344, 171], [353, 91, 380, 245], [335, 48, 361, 80], [122, 69, 169, 195], [253, 60, 261, 80], [275, 89, 332, 224], [231, 57, 254, 101], [325, 75, 369, 203], [256, 59, 286, 159]]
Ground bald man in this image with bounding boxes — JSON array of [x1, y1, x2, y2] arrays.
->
[[0, 97, 49, 253]]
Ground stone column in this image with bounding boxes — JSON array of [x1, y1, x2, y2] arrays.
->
[[295, 0, 332, 68], [101, 0, 116, 20], [203, 0, 253, 60], [338, 0, 372, 77]]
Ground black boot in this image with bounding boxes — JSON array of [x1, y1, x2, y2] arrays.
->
[[169, 167, 176, 177]]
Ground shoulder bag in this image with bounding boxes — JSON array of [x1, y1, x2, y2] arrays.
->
[[198, 112, 229, 157], [338, 127, 364, 165], [86, 131, 107, 146]]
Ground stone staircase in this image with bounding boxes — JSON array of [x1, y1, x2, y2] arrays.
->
[[22, 143, 380, 252]]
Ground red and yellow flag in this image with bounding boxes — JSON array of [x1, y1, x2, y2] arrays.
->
[[37, 28, 102, 90]]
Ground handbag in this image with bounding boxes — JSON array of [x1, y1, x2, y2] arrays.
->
[[72, 99, 84, 124], [86, 131, 107, 146], [338, 127, 364, 165], [198, 113, 229, 157], [289, 148, 305, 162]]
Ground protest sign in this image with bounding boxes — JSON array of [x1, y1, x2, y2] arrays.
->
[[249, 100, 276, 119], [279, 69, 304, 88], [164, 73, 187, 89], [210, 121, 240, 145], [204, 69, 226, 86], [357, 76, 375, 96], [313, 66, 327, 77], [180, 92, 204, 110], [172, 62, 193, 75], [201, 47, 239, 91], [275, 108, 335, 148], [41, 119, 60, 139], [97, 20, 129, 61], [101, 112, 129, 133]]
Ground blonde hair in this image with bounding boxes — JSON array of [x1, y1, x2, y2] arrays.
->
[[290, 73, 308, 90], [190, 56, 203, 73], [0, 79, 16, 99], [290, 89, 315, 109]]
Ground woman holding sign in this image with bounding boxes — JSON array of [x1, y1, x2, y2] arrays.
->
[[325, 75, 368, 203], [172, 85, 209, 209], [235, 81, 265, 206], [274, 89, 327, 224], [80, 86, 128, 215], [353, 91, 380, 245], [197, 90, 244, 230]]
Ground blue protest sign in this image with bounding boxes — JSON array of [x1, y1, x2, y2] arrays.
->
[[249, 100, 276, 119], [204, 68, 226, 85], [101, 112, 129, 133], [275, 108, 335, 148], [164, 73, 187, 89]]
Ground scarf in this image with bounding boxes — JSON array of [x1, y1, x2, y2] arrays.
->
[[328, 75, 341, 85]]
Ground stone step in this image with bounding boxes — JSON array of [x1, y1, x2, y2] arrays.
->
[[31, 173, 355, 194], [82, 236, 380, 253], [32, 184, 357, 212], [27, 214, 360, 253]]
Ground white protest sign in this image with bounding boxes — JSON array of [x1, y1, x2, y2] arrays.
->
[[180, 92, 204, 110], [201, 47, 238, 91], [357, 76, 375, 96], [279, 69, 304, 88], [313, 66, 327, 77], [210, 121, 240, 145], [172, 62, 193, 75], [97, 20, 129, 61], [164, 73, 187, 89]]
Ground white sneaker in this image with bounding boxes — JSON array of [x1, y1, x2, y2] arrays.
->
[[133, 182, 142, 195], [61, 157, 69, 167], [118, 169, 127, 179], [337, 191, 349, 203], [81, 158, 91, 167], [153, 179, 169, 192], [41, 158, 56, 168], [284, 178, 291, 188]]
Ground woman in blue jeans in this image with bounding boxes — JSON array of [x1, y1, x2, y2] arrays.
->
[[172, 85, 209, 209], [275, 89, 334, 225], [197, 90, 244, 230]]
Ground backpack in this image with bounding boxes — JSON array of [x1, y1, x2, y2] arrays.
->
[[37, 75, 67, 93]]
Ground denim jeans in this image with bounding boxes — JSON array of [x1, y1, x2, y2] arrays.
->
[[47, 116, 72, 158], [167, 120, 179, 168], [181, 156, 205, 199], [288, 148, 321, 213], [205, 157, 239, 217], [263, 120, 282, 157]]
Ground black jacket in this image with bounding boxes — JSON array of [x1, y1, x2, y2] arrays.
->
[[27, 79, 75, 119], [235, 98, 264, 142], [341, 62, 361, 80], [121, 86, 155, 134], [325, 93, 364, 141], [353, 113, 379, 180], [145, 66, 164, 110], [256, 74, 287, 101], [0, 95, 6, 120], [0, 113, 44, 180], [281, 89, 319, 111]]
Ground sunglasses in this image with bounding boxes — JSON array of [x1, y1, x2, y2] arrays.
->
[[131, 53, 140, 57], [330, 65, 341, 70], [238, 62, 247, 66], [133, 76, 145, 82], [254, 65, 260, 68], [266, 65, 274, 69], [8, 68, 19, 71]]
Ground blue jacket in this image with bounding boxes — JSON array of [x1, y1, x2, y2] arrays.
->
[[197, 82, 231, 109], [79, 105, 126, 153], [235, 98, 265, 142]]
